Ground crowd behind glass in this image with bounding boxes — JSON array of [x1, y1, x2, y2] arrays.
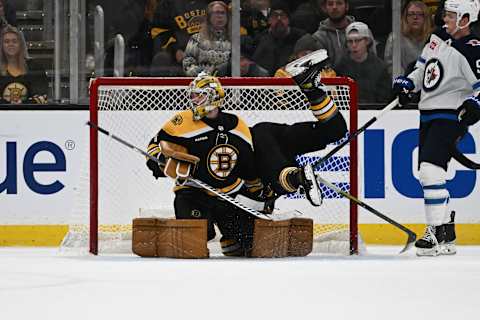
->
[[0, 0, 470, 105]]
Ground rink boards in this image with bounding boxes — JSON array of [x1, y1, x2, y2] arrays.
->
[[1, 109, 479, 245]]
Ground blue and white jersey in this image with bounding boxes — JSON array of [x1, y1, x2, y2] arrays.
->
[[408, 27, 480, 112]]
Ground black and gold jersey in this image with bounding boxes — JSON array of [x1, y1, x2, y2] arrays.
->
[[149, 109, 257, 194]]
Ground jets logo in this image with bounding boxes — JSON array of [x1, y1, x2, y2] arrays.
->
[[423, 59, 443, 92], [207, 144, 239, 180]]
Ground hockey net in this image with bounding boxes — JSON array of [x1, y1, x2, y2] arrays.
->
[[61, 77, 361, 256]]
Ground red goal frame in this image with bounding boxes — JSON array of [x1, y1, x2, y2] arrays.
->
[[89, 77, 358, 255]]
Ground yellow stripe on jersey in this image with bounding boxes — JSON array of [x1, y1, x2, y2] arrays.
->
[[315, 105, 338, 121], [162, 110, 211, 138], [310, 95, 332, 111], [147, 143, 161, 157], [279, 167, 297, 193], [231, 117, 253, 148], [150, 27, 169, 39], [244, 178, 263, 193], [310, 96, 338, 122]]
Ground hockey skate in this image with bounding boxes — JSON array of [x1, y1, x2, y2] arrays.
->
[[284, 49, 331, 89], [298, 163, 323, 207], [442, 211, 457, 255], [415, 225, 445, 257], [285, 49, 328, 85]]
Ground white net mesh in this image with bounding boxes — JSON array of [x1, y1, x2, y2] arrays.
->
[[62, 77, 359, 255]]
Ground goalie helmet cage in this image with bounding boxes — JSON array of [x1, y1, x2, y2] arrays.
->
[[87, 76, 358, 255]]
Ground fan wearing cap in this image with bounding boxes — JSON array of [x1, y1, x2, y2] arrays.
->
[[311, 0, 355, 69], [336, 21, 390, 103], [251, 0, 306, 75]]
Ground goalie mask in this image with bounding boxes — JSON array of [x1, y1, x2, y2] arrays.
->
[[188, 72, 225, 120]]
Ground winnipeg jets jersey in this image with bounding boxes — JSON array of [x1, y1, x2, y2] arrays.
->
[[408, 27, 480, 111]]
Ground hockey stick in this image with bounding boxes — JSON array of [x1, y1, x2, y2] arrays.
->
[[313, 98, 399, 169], [315, 174, 416, 254], [87, 121, 273, 220], [451, 144, 480, 169]]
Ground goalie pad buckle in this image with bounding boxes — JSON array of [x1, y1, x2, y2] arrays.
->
[[132, 218, 209, 258]]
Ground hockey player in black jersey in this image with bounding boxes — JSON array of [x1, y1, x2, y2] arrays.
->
[[146, 71, 327, 257], [147, 72, 265, 256], [240, 50, 348, 212], [393, 0, 480, 256]]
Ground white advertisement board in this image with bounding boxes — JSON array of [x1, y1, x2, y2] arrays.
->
[[1, 110, 479, 225], [0, 111, 89, 224]]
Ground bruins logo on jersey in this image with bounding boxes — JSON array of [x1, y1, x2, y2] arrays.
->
[[171, 114, 183, 126], [3, 82, 27, 103], [423, 59, 443, 92], [207, 144, 239, 180]]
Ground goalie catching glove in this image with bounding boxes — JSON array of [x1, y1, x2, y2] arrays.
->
[[159, 141, 200, 180]]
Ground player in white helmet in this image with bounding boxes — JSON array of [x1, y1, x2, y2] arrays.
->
[[393, 0, 480, 256]]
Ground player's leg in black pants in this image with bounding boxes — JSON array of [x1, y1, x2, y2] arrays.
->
[[213, 201, 256, 257], [279, 112, 348, 158], [174, 188, 218, 240], [251, 122, 299, 195]]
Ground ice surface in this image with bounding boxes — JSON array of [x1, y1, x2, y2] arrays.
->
[[1, 246, 480, 320]]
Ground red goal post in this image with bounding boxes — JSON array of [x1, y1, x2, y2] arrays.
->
[[85, 76, 358, 255]]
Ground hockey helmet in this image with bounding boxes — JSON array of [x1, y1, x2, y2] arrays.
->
[[188, 72, 225, 120], [445, 0, 480, 26]]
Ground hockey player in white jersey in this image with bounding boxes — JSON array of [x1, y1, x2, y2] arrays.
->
[[393, 0, 480, 256]]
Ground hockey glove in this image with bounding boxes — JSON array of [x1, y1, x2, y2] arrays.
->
[[146, 153, 166, 179], [392, 76, 415, 106], [459, 95, 480, 127]]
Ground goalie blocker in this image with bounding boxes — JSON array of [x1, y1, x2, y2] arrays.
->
[[132, 217, 313, 258]]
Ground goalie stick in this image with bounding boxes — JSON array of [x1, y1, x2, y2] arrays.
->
[[87, 121, 273, 221], [315, 174, 416, 253], [313, 98, 399, 170]]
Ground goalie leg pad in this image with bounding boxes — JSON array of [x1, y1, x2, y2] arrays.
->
[[288, 218, 314, 257], [132, 218, 209, 258], [250, 218, 314, 258], [251, 219, 290, 258]]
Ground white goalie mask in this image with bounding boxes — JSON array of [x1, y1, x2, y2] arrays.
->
[[188, 72, 225, 120], [445, 0, 480, 27]]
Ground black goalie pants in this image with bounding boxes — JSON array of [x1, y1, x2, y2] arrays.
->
[[174, 188, 255, 251]]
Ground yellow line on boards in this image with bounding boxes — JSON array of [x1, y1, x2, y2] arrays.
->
[[1, 224, 480, 246]]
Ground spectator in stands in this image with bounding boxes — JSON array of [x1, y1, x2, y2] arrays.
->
[[336, 22, 390, 103], [241, 0, 270, 41], [252, 0, 306, 75], [150, 0, 210, 76], [101, 0, 156, 76], [183, 1, 231, 76], [384, 1, 433, 76], [0, 0, 16, 28], [312, 0, 355, 69], [291, 0, 327, 34], [240, 35, 269, 76], [0, 26, 47, 104]]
